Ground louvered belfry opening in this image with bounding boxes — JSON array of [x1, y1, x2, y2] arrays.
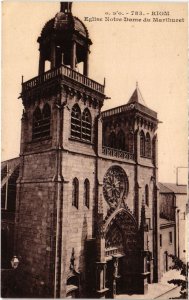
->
[[71, 104, 81, 139], [32, 104, 51, 140], [82, 109, 91, 141]]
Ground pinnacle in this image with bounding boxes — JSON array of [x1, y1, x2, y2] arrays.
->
[[127, 83, 147, 106]]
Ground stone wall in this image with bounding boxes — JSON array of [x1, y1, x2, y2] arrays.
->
[[60, 152, 96, 297], [159, 225, 175, 277], [16, 151, 58, 297]]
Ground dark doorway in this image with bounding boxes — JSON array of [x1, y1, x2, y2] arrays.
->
[[106, 259, 114, 298], [104, 209, 139, 295], [164, 251, 168, 272], [116, 256, 125, 295]]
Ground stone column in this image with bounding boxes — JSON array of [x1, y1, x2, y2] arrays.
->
[[19, 110, 27, 155], [153, 183, 160, 282], [50, 39, 56, 69], [96, 234, 105, 262], [96, 181, 105, 263], [112, 256, 120, 298], [134, 129, 140, 225], [95, 186, 108, 298], [83, 49, 89, 77], [137, 251, 149, 294], [97, 116, 103, 156], [38, 51, 45, 75], [71, 41, 76, 70], [155, 134, 158, 167], [95, 262, 108, 298], [136, 128, 140, 163]]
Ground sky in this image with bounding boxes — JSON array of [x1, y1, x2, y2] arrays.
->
[[2, 1, 188, 184]]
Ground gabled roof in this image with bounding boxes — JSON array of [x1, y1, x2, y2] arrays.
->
[[158, 182, 173, 194], [1, 157, 20, 188], [127, 83, 147, 106], [159, 182, 187, 195]]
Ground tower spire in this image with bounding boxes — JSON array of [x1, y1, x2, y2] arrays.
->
[[60, 2, 72, 13]]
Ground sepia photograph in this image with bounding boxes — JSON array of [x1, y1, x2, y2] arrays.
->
[[1, 1, 188, 299]]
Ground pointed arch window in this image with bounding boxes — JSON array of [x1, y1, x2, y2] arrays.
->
[[32, 107, 42, 139], [128, 132, 134, 153], [41, 103, 51, 137], [72, 178, 79, 209], [82, 109, 92, 141], [117, 129, 125, 150], [84, 179, 90, 208], [71, 104, 81, 139], [145, 133, 151, 158], [145, 185, 149, 206], [109, 131, 116, 148], [140, 131, 145, 157], [152, 136, 156, 164], [32, 104, 51, 139]]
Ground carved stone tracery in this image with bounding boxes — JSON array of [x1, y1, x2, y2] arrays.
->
[[103, 166, 128, 209], [105, 224, 124, 253], [104, 209, 138, 256]]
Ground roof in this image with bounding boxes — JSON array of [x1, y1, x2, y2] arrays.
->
[[159, 182, 187, 194], [127, 84, 147, 106], [1, 157, 20, 188], [158, 182, 173, 194], [159, 218, 175, 227], [40, 2, 89, 39], [41, 13, 89, 38], [1, 157, 20, 169]]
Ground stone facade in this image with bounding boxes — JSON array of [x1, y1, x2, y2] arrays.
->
[[3, 2, 182, 298]]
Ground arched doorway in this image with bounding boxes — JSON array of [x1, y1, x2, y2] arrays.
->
[[104, 209, 139, 296], [101, 166, 148, 296]]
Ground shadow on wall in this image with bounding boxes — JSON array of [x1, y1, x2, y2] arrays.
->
[[1, 257, 51, 298], [78, 214, 88, 297]]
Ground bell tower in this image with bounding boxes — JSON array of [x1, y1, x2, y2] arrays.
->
[[16, 2, 105, 298], [37, 2, 92, 75], [99, 82, 160, 295]]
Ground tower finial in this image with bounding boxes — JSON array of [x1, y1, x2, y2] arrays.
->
[[60, 2, 72, 13], [136, 81, 138, 88]]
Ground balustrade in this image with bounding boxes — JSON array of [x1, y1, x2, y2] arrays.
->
[[102, 146, 134, 160], [22, 64, 104, 94], [105, 247, 118, 257]]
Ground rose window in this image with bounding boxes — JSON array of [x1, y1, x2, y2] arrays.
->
[[103, 166, 128, 208]]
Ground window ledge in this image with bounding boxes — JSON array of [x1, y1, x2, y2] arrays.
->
[[28, 136, 52, 144], [69, 137, 94, 146], [71, 206, 79, 210], [140, 155, 152, 159]]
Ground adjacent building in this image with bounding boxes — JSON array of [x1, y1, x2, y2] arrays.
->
[[159, 182, 187, 278]]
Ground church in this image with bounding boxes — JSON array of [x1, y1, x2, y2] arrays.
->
[[1, 2, 187, 298]]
